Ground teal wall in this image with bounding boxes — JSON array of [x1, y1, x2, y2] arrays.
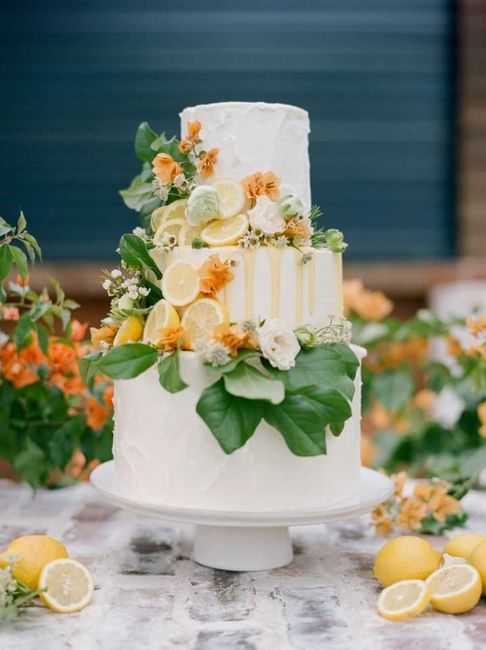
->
[[0, 1, 455, 260]]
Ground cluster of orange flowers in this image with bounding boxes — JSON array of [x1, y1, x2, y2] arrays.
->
[[199, 255, 235, 298], [161, 119, 218, 180], [213, 323, 257, 357], [241, 170, 280, 205], [366, 336, 429, 374], [0, 320, 113, 432], [343, 279, 393, 322], [371, 472, 462, 536]]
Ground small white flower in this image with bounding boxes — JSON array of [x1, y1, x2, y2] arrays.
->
[[117, 294, 134, 312], [102, 279, 112, 291], [248, 195, 286, 236], [132, 226, 147, 240], [0, 330, 8, 347], [128, 286, 139, 300], [195, 339, 231, 367], [110, 269, 122, 279], [172, 173, 186, 190], [152, 177, 169, 201], [139, 287, 150, 297], [257, 319, 300, 371]]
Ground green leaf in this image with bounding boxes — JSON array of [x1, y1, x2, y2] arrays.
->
[[13, 438, 46, 487], [22, 232, 42, 260], [373, 367, 414, 411], [0, 217, 13, 238], [268, 345, 356, 400], [204, 349, 260, 377], [119, 175, 154, 211], [17, 210, 27, 232], [36, 323, 49, 354], [14, 313, 33, 350], [139, 196, 162, 230], [10, 245, 29, 280], [264, 385, 351, 456], [151, 136, 186, 162], [96, 343, 158, 379], [79, 350, 103, 386], [158, 353, 187, 393], [150, 132, 167, 151], [135, 122, 158, 162], [119, 233, 162, 279], [196, 378, 263, 453], [223, 362, 285, 405], [0, 245, 13, 282]]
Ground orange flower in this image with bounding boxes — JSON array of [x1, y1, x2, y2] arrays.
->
[[427, 484, 461, 523], [86, 396, 109, 431], [371, 505, 394, 536], [15, 274, 30, 288], [90, 324, 117, 350], [178, 139, 192, 154], [391, 471, 407, 497], [48, 342, 78, 375], [152, 153, 182, 184], [213, 323, 257, 357], [199, 255, 235, 297], [360, 435, 375, 467], [284, 217, 311, 239], [414, 388, 436, 410], [241, 171, 280, 204], [19, 339, 45, 366], [1, 306, 20, 321], [395, 497, 428, 531], [187, 120, 202, 143], [103, 385, 114, 409], [155, 326, 189, 352], [71, 320, 89, 342], [351, 290, 393, 321], [446, 335, 462, 358], [478, 402, 486, 438], [198, 148, 219, 179], [50, 372, 85, 396], [413, 481, 433, 501], [343, 279, 364, 317], [468, 315, 486, 337]]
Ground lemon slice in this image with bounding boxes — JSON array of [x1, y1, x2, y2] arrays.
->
[[151, 205, 167, 232], [181, 298, 228, 346], [143, 299, 180, 346], [377, 579, 430, 621], [178, 222, 204, 247], [154, 217, 186, 246], [425, 564, 482, 614], [212, 178, 247, 219], [39, 559, 94, 613], [113, 315, 144, 346], [201, 213, 249, 247], [161, 260, 201, 307]]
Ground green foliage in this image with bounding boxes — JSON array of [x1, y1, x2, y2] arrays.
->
[[158, 352, 187, 393], [119, 174, 154, 211], [134, 122, 158, 162], [95, 343, 158, 379], [372, 367, 414, 411], [118, 233, 162, 279]]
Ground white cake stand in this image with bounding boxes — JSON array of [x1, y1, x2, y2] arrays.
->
[[91, 461, 392, 571]]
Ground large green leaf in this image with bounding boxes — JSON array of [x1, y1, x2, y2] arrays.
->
[[14, 313, 33, 350], [119, 174, 154, 211], [158, 353, 187, 393], [96, 344, 158, 379], [263, 385, 351, 456], [79, 350, 103, 387], [135, 122, 158, 162], [152, 136, 186, 162], [119, 233, 162, 279], [373, 366, 414, 411], [0, 245, 13, 282], [9, 245, 28, 280], [196, 378, 263, 453], [0, 217, 13, 238], [223, 362, 285, 405]]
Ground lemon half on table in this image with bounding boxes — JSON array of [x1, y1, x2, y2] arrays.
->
[[39, 558, 94, 613]]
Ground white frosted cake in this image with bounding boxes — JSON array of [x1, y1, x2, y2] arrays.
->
[[90, 101, 364, 512]]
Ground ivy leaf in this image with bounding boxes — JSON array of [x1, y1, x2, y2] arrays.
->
[[119, 233, 162, 279], [196, 378, 263, 453], [373, 367, 414, 411], [264, 386, 351, 456], [119, 175, 154, 211], [10, 245, 28, 280], [0, 245, 13, 282], [135, 122, 158, 162], [96, 344, 158, 379], [326, 343, 359, 380], [158, 353, 187, 393], [223, 362, 285, 405], [79, 350, 103, 387]]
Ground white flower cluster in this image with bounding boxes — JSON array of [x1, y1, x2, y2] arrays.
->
[[152, 177, 170, 202], [102, 268, 150, 318], [0, 558, 18, 609], [155, 232, 178, 253], [195, 339, 231, 367]]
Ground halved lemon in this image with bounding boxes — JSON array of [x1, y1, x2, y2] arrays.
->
[[181, 298, 228, 346], [178, 222, 204, 247], [154, 217, 186, 246], [152, 199, 188, 232], [113, 315, 144, 345], [39, 559, 94, 613], [161, 260, 201, 307], [212, 178, 247, 219], [151, 205, 167, 232], [143, 299, 180, 346], [425, 564, 482, 614], [201, 213, 249, 247], [377, 579, 430, 621]]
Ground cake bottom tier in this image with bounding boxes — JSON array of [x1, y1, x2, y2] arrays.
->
[[112, 348, 365, 511]]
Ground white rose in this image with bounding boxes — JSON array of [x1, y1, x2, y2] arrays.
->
[[257, 319, 300, 371], [248, 195, 286, 236]]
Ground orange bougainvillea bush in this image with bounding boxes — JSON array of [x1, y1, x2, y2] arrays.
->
[[0, 213, 113, 487]]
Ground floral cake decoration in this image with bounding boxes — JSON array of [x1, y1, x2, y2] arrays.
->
[[83, 120, 356, 458]]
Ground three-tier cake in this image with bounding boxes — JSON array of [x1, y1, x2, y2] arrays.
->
[[87, 102, 365, 512]]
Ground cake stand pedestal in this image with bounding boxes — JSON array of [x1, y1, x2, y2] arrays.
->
[[91, 462, 392, 571]]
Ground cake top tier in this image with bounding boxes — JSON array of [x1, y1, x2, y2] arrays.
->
[[180, 102, 311, 210]]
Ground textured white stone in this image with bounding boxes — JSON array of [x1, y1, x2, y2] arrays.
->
[[180, 101, 311, 210]]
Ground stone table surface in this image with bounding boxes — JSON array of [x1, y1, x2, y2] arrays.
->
[[2, 480, 486, 650]]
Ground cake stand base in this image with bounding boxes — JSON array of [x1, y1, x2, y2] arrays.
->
[[193, 525, 292, 571], [91, 462, 393, 571]]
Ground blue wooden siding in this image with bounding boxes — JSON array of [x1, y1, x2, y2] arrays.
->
[[0, 0, 455, 260]]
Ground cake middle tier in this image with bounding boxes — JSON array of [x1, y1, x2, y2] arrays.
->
[[151, 247, 343, 328]]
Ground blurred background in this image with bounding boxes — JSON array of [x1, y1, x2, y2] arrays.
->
[[0, 0, 485, 322]]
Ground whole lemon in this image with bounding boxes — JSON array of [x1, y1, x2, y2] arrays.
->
[[113, 315, 144, 346], [443, 532, 486, 559], [373, 536, 441, 587], [0, 535, 68, 590], [469, 540, 486, 595]]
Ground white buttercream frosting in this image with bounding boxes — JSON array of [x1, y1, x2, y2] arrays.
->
[[112, 346, 366, 511], [180, 102, 311, 210]]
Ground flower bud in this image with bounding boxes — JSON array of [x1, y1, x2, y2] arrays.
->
[[278, 194, 305, 221], [325, 229, 348, 253], [186, 186, 221, 226], [295, 325, 318, 349], [117, 294, 134, 312]]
